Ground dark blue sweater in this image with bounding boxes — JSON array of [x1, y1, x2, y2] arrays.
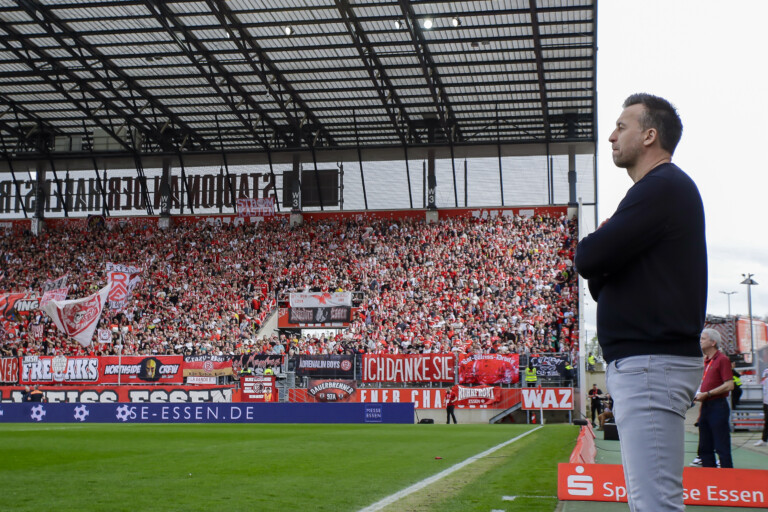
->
[[575, 163, 707, 362]]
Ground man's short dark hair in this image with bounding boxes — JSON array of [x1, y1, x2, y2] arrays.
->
[[623, 93, 683, 155]]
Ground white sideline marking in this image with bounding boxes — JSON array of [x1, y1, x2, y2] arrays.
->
[[503, 495, 556, 500], [358, 426, 543, 512]]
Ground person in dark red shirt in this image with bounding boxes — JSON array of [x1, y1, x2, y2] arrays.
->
[[693, 329, 734, 468], [445, 388, 457, 424]]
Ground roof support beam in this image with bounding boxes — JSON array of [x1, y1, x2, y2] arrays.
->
[[528, 0, 552, 141], [204, 0, 335, 148], [398, 0, 461, 144], [335, 0, 420, 145], [144, 0, 286, 150], [0, 21, 136, 153], [16, 0, 213, 152]]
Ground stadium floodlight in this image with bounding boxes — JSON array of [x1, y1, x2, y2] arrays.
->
[[740, 274, 758, 365], [423, 18, 433, 29], [451, 17, 461, 27], [283, 25, 294, 36], [394, 19, 402, 29]]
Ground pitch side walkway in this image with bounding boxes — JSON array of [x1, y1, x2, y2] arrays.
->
[[557, 409, 768, 512]]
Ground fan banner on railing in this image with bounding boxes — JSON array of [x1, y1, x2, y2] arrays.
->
[[183, 354, 236, 377], [288, 306, 351, 324], [18, 354, 183, 385], [289, 292, 352, 308], [0, 356, 19, 384], [457, 353, 520, 385], [41, 283, 111, 347], [449, 385, 503, 407], [307, 379, 357, 402], [292, 355, 354, 379], [361, 354, 455, 383]]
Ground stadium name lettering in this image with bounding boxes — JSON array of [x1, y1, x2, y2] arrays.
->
[[0, 173, 274, 214]]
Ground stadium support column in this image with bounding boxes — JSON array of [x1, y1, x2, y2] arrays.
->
[[290, 153, 303, 227], [425, 149, 438, 224], [158, 157, 172, 230], [568, 145, 577, 207], [31, 160, 46, 235]]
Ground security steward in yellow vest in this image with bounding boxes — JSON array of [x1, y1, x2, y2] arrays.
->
[[564, 362, 574, 385], [525, 363, 538, 387], [587, 353, 596, 372], [731, 362, 742, 409]]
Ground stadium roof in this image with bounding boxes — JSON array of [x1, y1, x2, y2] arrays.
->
[[0, 0, 596, 164]]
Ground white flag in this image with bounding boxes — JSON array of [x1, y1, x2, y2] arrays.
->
[[41, 283, 112, 347]]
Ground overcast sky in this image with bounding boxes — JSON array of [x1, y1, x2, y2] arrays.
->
[[583, 0, 768, 335]]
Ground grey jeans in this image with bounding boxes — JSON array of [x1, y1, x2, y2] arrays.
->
[[607, 354, 703, 512]]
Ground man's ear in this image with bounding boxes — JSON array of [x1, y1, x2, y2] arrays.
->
[[643, 128, 658, 147]]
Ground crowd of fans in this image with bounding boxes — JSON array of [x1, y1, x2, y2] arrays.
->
[[0, 210, 578, 360]]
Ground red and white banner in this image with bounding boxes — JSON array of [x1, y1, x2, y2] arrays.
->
[[241, 376, 277, 402], [361, 354, 455, 383], [237, 197, 275, 217], [183, 355, 235, 377], [41, 283, 111, 347], [0, 293, 38, 332], [97, 328, 113, 344], [106, 263, 142, 310], [0, 357, 19, 383], [289, 387, 522, 409], [450, 385, 502, 407], [520, 387, 574, 410], [19, 354, 183, 385], [307, 379, 357, 402], [0, 385, 234, 403], [558, 463, 768, 508], [30, 323, 44, 339], [457, 353, 519, 385], [289, 292, 352, 308], [40, 275, 68, 307]]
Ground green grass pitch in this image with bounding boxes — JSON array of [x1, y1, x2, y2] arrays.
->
[[0, 423, 578, 512]]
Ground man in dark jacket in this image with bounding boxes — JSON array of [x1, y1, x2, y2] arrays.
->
[[575, 94, 706, 512]]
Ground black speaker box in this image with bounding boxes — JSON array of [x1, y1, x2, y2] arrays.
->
[[603, 423, 619, 441], [419, 418, 434, 424]]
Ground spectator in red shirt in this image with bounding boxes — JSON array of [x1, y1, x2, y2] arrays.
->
[[693, 329, 734, 468]]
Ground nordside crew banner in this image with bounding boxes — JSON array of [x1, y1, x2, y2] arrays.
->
[[19, 355, 183, 385], [361, 354, 455, 383], [457, 353, 520, 385]]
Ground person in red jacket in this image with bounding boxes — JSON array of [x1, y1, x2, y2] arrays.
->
[[445, 388, 457, 424]]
